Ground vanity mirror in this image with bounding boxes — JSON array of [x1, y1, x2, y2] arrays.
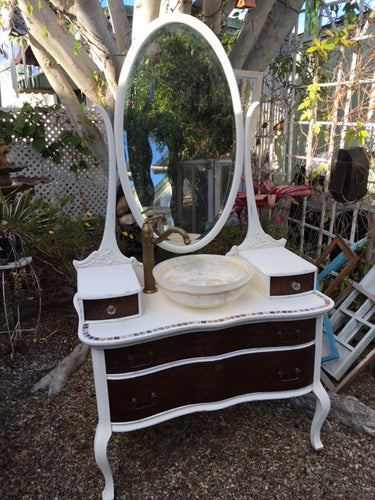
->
[[74, 13, 333, 500], [114, 15, 244, 252]]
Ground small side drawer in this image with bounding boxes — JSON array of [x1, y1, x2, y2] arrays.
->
[[107, 346, 315, 422], [270, 273, 315, 296], [83, 294, 139, 321], [105, 319, 315, 373]]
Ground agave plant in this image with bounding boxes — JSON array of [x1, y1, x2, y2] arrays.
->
[[0, 190, 54, 263]]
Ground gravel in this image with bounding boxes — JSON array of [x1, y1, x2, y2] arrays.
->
[[1, 302, 374, 500]]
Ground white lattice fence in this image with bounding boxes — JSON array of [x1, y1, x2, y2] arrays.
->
[[4, 107, 108, 218]]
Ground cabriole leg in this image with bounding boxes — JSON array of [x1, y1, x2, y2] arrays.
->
[[95, 422, 114, 500], [310, 383, 331, 451]]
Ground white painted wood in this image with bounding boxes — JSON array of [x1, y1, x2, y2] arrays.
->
[[73, 104, 142, 326], [79, 286, 332, 346], [114, 13, 245, 254], [91, 349, 114, 500], [234, 246, 317, 299], [322, 266, 375, 380], [74, 15, 334, 499]]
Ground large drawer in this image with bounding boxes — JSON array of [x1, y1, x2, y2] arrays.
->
[[105, 319, 315, 374], [107, 345, 315, 422]]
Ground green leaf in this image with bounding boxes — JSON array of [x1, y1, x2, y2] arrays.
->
[[324, 29, 335, 38], [38, 0, 42, 11], [33, 136, 45, 153], [300, 110, 312, 121], [27, 2, 33, 15], [73, 40, 81, 56], [43, 26, 48, 38], [313, 123, 321, 134]]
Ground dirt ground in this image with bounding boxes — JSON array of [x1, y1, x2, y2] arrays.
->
[[1, 298, 375, 500]]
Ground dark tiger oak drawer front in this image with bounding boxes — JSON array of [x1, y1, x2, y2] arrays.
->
[[105, 319, 315, 374], [270, 273, 315, 296], [83, 295, 139, 320], [107, 346, 315, 422]]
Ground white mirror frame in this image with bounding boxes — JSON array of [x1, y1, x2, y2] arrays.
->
[[114, 13, 244, 254]]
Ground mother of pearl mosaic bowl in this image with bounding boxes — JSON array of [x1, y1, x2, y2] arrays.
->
[[153, 254, 253, 308]]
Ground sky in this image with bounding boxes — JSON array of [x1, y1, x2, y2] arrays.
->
[[100, 1, 134, 5]]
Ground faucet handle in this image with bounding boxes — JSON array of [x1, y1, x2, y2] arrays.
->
[[142, 206, 170, 227]]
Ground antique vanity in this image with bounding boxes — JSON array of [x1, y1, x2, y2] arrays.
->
[[73, 14, 333, 500]]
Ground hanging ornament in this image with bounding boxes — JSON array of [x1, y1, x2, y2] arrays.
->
[[235, 0, 256, 8]]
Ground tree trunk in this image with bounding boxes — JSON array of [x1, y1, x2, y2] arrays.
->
[[107, 0, 132, 55], [229, 0, 305, 72], [203, 0, 222, 34], [294, 392, 375, 438], [18, 0, 107, 104], [229, 0, 275, 70], [242, 0, 305, 72], [31, 343, 90, 396], [28, 35, 83, 126], [174, 0, 192, 14], [66, 0, 123, 96], [133, 0, 161, 40]]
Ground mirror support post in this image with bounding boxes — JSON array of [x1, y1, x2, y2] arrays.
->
[[141, 214, 191, 294]]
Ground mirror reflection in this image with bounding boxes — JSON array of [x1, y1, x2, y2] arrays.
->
[[123, 23, 236, 237]]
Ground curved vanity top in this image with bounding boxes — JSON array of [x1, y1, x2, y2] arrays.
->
[[78, 286, 333, 347]]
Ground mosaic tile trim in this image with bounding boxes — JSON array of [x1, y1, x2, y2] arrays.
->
[[81, 291, 332, 344]]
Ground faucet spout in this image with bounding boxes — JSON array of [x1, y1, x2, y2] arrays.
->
[[151, 227, 191, 245], [141, 216, 190, 294]]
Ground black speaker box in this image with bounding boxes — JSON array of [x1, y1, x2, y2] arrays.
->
[[329, 147, 369, 203]]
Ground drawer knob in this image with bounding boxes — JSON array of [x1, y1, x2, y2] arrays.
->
[[291, 281, 301, 291], [106, 304, 117, 315]]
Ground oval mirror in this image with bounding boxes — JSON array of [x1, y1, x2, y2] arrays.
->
[[114, 14, 244, 253]]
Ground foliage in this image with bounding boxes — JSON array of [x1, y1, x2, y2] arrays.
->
[[124, 24, 235, 218], [32, 210, 104, 288], [231, 178, 313, 220], [198, 222, 247, 256], [283, 2, 375, 173], [0, 190, 52, 234], [0, 103, 98, 171], [0, 190, 104, 288], [344, 120, 370, 147], [125, 26, 234, 162]]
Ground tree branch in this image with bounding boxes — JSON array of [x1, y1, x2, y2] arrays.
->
[[229, 0, 276, 71], [27, 35, 83, 125], [18, 0, 108, 104], [31, 342, 90, 396], [241, 0, 305, 72], [107, 0, 132, 54], [68, 0, 123, 96]]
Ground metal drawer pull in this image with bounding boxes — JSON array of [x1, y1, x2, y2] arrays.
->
[[132, 392, 157, 410], [291, 281, 301, 291], [106, 304, 117, 315], [278, 367, 302, 382], [127, 351, 154, 369], [277, 329, 302, 343]]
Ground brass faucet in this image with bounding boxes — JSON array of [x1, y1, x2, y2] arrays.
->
[[141, 214, 191, 294]]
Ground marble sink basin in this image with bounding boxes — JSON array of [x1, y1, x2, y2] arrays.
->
[[153, 254, 253, 308]]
